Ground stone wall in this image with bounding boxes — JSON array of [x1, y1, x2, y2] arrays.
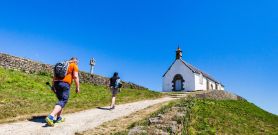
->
[[0, 53, 148, 90], [0, 53, 53, 74], [193, 90, 246, 100]]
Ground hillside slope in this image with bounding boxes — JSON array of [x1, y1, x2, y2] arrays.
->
[[0, 67, 163, 123], [187, 99, 278, 134], [115, 92, 278, 135]]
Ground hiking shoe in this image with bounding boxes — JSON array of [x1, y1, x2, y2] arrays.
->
[[55, 116, 65, 123], [110, 106, 115, 110], [45, 115, 55, 127]]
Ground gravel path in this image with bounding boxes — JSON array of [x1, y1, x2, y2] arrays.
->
[[0, 97, 175, 135]]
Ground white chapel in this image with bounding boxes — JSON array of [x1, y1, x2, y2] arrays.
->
[[162, 47, 225, 92]]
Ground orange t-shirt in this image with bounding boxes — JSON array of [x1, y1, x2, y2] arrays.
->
[[55, 62, 79, 85]]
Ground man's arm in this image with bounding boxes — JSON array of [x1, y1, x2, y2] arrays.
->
[[73, 71, 80, 93]]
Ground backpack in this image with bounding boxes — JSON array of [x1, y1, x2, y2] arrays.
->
[[115, 79, 123, 88], [54, 61, 69, 79]]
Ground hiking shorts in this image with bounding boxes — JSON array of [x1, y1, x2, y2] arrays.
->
[[54, 81, 70, 108], [110, 87, 119, 96]]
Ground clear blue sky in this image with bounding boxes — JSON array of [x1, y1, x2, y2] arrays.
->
[[0, 0, 277, 115]]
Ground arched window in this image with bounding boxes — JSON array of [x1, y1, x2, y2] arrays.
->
[[172, 74, 185, 91]]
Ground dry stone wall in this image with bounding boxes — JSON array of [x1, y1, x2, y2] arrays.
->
[[194, 90, 245, 100], [0, 53, 148, 90], [0, 53, 53, 74]]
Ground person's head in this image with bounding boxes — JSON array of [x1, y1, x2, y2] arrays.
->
[[70, 57, 78, 64], [113, 72, 118, 77]]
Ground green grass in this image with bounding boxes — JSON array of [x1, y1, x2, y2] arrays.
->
[[188, 99, 278, 135], [116, 98, 278, 135], [0, 67, 163, 123]]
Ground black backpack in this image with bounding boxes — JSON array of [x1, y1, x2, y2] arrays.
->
[[116, 79, 123, 88], [54, 61, 69, 79], [118, 83, 123, 88]]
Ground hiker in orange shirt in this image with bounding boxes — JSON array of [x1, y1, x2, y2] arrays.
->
[[45, 57, 80, 126]]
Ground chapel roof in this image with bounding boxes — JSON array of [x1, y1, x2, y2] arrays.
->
[[163, 59, 223, 85]]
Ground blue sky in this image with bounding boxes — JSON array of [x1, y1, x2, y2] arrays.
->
[[0, 0, 277, 115]]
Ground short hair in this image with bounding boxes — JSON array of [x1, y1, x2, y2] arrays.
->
[[113, 72, 118, 77], [70, 57, 78, 61]]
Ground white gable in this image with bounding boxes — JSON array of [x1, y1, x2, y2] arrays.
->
[[163, 59, 195, 92]]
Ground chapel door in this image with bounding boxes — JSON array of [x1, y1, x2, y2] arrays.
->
[[175, 80, 182, 91], [172, 74, 184, 91]]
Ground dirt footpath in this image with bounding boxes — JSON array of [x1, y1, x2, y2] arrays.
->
[[0, 97, 175, 135]]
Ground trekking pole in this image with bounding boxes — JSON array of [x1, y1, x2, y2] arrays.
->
[[46, 82, 55, 93]]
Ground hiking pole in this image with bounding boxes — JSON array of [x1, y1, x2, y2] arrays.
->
[[46, 82, 56, 93]]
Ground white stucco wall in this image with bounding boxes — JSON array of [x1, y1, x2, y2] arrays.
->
[[207, 80, 217, 90], [163, 59, 195, 92], [194, 75, 226, 91], [219, 84, 225, 90], [194, 74, 208, 90], [216, 83, 222, 90]]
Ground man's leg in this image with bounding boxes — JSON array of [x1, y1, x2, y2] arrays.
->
[[45, 82, 69, 126], [50, 105, 62, 117], [55, 83, 69, 122], [55, 108, 65, 123], [45, 105, 62, 126], [57, 108, 63, 118]]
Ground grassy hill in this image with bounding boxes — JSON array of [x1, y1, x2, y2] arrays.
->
[[0, 67, 163, 123], [187, 99, 278, 134], [115, 97, 278, 135]]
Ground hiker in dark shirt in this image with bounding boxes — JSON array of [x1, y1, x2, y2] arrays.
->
[[109, 72, 122, 110]]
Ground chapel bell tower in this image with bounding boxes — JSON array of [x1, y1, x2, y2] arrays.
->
[[176, 47, 182, 60]]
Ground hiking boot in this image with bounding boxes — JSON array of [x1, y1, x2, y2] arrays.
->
[[45, 115, 55, 127], [110, 106, 115, 110], [55, 116, 65, 123]]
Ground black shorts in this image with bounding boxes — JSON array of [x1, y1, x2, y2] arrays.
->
[[110, 88, 119, 95], [54, 81, 70, 108]]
